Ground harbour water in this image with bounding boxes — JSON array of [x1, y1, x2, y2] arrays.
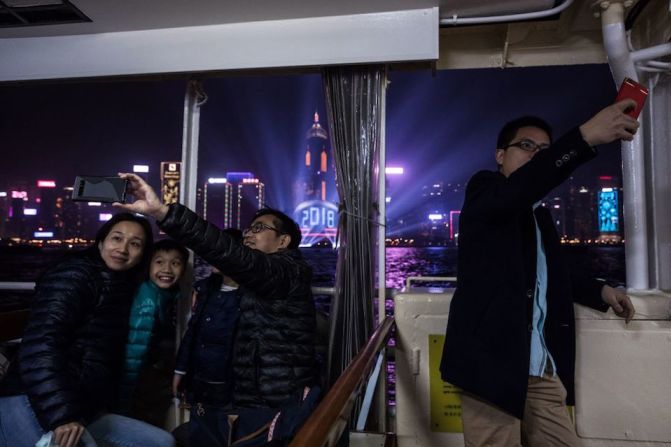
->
[[303, 244, 625, 290], [0, 245, 625, 311]]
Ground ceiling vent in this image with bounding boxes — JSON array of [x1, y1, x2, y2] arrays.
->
[[0, 0, 90, 28]]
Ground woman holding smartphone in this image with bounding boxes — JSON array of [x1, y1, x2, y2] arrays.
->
[[0, 213, 175, 447]]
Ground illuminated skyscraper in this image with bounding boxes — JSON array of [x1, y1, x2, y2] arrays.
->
[[203, 172, 265, 230], [237, 178, 265, 229], [8, 190, 27, 239], [596, 176, 623, 243], [37, 180, 57, 232], [0, 189, 8, 238], [565, 177, 596, 242], [544, 196, 566, 238], [294, 111, 338, 246], [421, 181, 446, 222], [203, 178, 233, 229], [302, 111, 331, 202], [160, 162, 181, 205]]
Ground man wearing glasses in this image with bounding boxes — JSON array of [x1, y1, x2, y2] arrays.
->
[[115, 174, 317, 445], [440, 101, 637, 447]]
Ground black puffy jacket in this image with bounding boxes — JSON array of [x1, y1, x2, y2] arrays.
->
[[160, 204, 317, 408], [2, 252, 136, 430]]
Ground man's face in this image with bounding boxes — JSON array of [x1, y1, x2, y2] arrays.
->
[[243, 214, 290, 254], [495, 126, 551, 177]]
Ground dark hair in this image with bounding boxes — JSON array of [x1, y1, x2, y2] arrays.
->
[[223, 228, 243, 244], [93, 212, 154, 274], [496, 116, 553, 149], [152, 239, 189, 263], [252, 208, 302, 249]]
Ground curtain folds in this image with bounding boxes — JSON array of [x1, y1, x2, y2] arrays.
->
[[322, 65, 385, 400]]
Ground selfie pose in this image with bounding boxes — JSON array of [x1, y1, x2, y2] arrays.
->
[[0, 213, 176, 447], [115, 174, 319, 446], [440, 101, 637, 447]]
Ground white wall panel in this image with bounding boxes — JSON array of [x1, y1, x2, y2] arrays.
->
[[0, 8, 438, 82]]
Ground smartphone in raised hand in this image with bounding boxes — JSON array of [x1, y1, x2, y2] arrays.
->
[[615, 78, 648, 119], [72, 176, 129, 203]]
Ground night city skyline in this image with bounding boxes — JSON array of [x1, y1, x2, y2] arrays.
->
[[0, 64, 625, 243]]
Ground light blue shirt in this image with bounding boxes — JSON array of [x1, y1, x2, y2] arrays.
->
[[529, 205, 556, 377]]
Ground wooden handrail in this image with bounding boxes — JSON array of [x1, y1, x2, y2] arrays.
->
[[289, 316, 395, 447]]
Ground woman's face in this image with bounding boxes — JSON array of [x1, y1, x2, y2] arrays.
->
[[98, 221, 147, 271]]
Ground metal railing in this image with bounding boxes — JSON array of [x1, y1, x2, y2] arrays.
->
[[0, 282, 35, 290], [404, 276, 456, 289]]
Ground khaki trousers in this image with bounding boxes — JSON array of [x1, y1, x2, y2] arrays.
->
[[460, 374, 581, 447]]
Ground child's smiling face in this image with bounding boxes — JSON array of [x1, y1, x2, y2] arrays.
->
[[149, 249, 185, 289]]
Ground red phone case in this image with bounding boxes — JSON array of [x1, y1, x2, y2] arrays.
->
[[615, 78, 648, 119]]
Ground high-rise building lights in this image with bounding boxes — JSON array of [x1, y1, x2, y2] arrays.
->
[[37, 180, 56, 188], [296, 110, 337, 247], [237, 179, 265, 229], [204, 172, 264, 230], [226, 172, 254, 183], [161, 161, 181, 205], [203, 179, 233, 228]]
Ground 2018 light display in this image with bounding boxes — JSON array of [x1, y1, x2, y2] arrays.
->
[[295, 199, 338, 246]]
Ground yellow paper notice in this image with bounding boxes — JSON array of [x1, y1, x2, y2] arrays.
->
[[428, 334, 463, 433]]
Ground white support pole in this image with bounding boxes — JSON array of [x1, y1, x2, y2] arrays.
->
[[174, 79, 206, 427], [378, 74, 388, 324], [180, 79, 205, 209], [376, 70, 388, 433], [631, 43, 671, 63], [600, 2, 649, 291]]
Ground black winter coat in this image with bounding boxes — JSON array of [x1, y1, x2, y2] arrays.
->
[[160, 204, 317, 408], [440, 128, 610, 419], [1, 252, 136, 430]]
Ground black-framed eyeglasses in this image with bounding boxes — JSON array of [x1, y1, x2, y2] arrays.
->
[[243, 222, 282, 235], [503, 139, 550, 153]]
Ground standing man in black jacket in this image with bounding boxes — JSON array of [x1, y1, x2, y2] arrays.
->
[[440, 100, 637, 447], [115, 175, 318, 445]]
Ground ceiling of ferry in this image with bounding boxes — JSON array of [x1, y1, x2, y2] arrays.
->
[[0, 0, 598, 38], [2, 0, 617, 81]]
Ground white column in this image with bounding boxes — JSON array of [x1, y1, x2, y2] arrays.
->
[[601, 2, 649, 291], [180, 79, 205, 209], [376, 70, 389, 432]]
